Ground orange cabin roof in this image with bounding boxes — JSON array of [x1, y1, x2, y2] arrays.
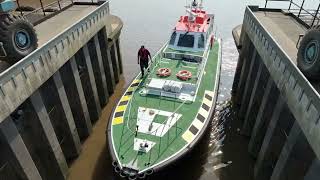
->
[[175, 10, 211, 33]]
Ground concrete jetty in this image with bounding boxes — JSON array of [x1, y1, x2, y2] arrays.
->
[[0, 1, 123, 179], [232, 5, 320, 180]]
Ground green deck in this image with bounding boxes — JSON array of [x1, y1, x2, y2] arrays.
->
[[111, 41, 220, 172]]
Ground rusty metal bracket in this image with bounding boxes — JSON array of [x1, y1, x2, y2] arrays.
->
[[296, 34, 304, 49], [0, 42, 7, 58]]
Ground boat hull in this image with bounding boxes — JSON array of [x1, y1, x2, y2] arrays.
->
[[107, 39, 222, 179]]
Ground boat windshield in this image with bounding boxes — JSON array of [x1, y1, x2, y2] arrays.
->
[[169, 32, 177, 45], [177, 34, 195, 48], [198, 34, 205, 48]]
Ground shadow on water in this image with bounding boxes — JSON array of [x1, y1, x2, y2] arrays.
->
[[92, 145, 113, 180], [214, 102, 255, 180], [149, 119, 216, 180]]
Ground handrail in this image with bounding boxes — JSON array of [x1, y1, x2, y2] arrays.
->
[[265, 0, 320, 28], [23, 0, 73, 16]]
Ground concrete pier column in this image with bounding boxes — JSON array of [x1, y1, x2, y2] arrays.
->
[[232, 30, 248, 95], [270, 122, 314, 180], [248, 78, 278, 157], [98, 28, 115, 94], [232, 33, 253, 102], [254, 96, 287, 180], [270, 122, 301, 180], [304, 159, 320, 180], [94, 34, 109, 104], [27, 90, 68, 180], [53, 72, 81, 157], [115, 38, 123, 74], [60, 57, 92, 140], [83, 44, 102, 115], [39, 76, 80, 161], [109, 41, 120, 83], [87, 36, 109, 107], [75, 46, 100, 122], [241, 60, 266, 136], [238, 50, 259, 124], [0, 117, 41, 180]]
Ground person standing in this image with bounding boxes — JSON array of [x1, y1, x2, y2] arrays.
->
[[137, 45, 151, 77]]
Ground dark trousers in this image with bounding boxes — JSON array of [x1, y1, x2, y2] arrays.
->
[[140, 60, 148, 76]]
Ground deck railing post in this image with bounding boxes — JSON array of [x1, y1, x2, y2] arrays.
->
[[158, 136, 161, 157], [298, 0, 306, 18], [311, 3, 320, 27], [264, 0, 268, 8], [16, 0, 23, 16], [167, 126, 170, 146], [148, 145, 152, 165], [288, 0, 293, 11], [57, 0, 62, 10], [40, 0, 46, 16]]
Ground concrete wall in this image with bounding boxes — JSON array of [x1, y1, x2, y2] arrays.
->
[[0, 2, 124, 180], [232, 6, 320, 180]]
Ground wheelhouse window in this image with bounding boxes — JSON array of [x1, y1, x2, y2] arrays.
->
[[169, 32, 177, 45], [198, 34, 205, 48], [177, 34, 195, 48]]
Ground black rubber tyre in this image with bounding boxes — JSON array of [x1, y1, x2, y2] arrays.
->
[[0, 13, 38, 64], [297, 26, 320, 79]]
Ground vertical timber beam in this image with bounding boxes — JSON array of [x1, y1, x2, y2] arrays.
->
[[109, 41, 120, 83], [241, 60, 263, 135], [270, 122, 301, 180], [254, 96, 285, 179], [232, 33, 252, 102], [98, 28, 115, 94], [304, 159, 320, 180], [112, 40, 121, 76], [239, 49, 258, 122], [53, 72, 81, 156], [115, 38, 123, 74], [248, 77, 276, 156], [29, 90, 68, 179], [70, 57, 93, 136], [0, 117, 42, 180], [83, 44, 102, 116], [94, 34, 109, 104]]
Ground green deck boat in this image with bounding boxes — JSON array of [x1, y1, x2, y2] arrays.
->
[[107, 1, 221, 179]]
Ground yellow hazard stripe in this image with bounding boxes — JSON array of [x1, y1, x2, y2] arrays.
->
[[182, 90, 215, 143], [116, 105, 127, 112], [121, 95, 131, 102], [182, 130, 195, 143], [112, 117, 124, 125], [112, 79, 142, 126]]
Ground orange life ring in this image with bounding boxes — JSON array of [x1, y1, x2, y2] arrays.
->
[[176, 70, 192, 81], [157, 68, 171, 77]]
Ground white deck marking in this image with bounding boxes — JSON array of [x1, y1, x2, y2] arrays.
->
[[133, 138, 156, 153], [137, 107, 182, 137]]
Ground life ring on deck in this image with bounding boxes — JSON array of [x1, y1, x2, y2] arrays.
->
[[157, 68, 171, 77], [176, 70, 192, 81]]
